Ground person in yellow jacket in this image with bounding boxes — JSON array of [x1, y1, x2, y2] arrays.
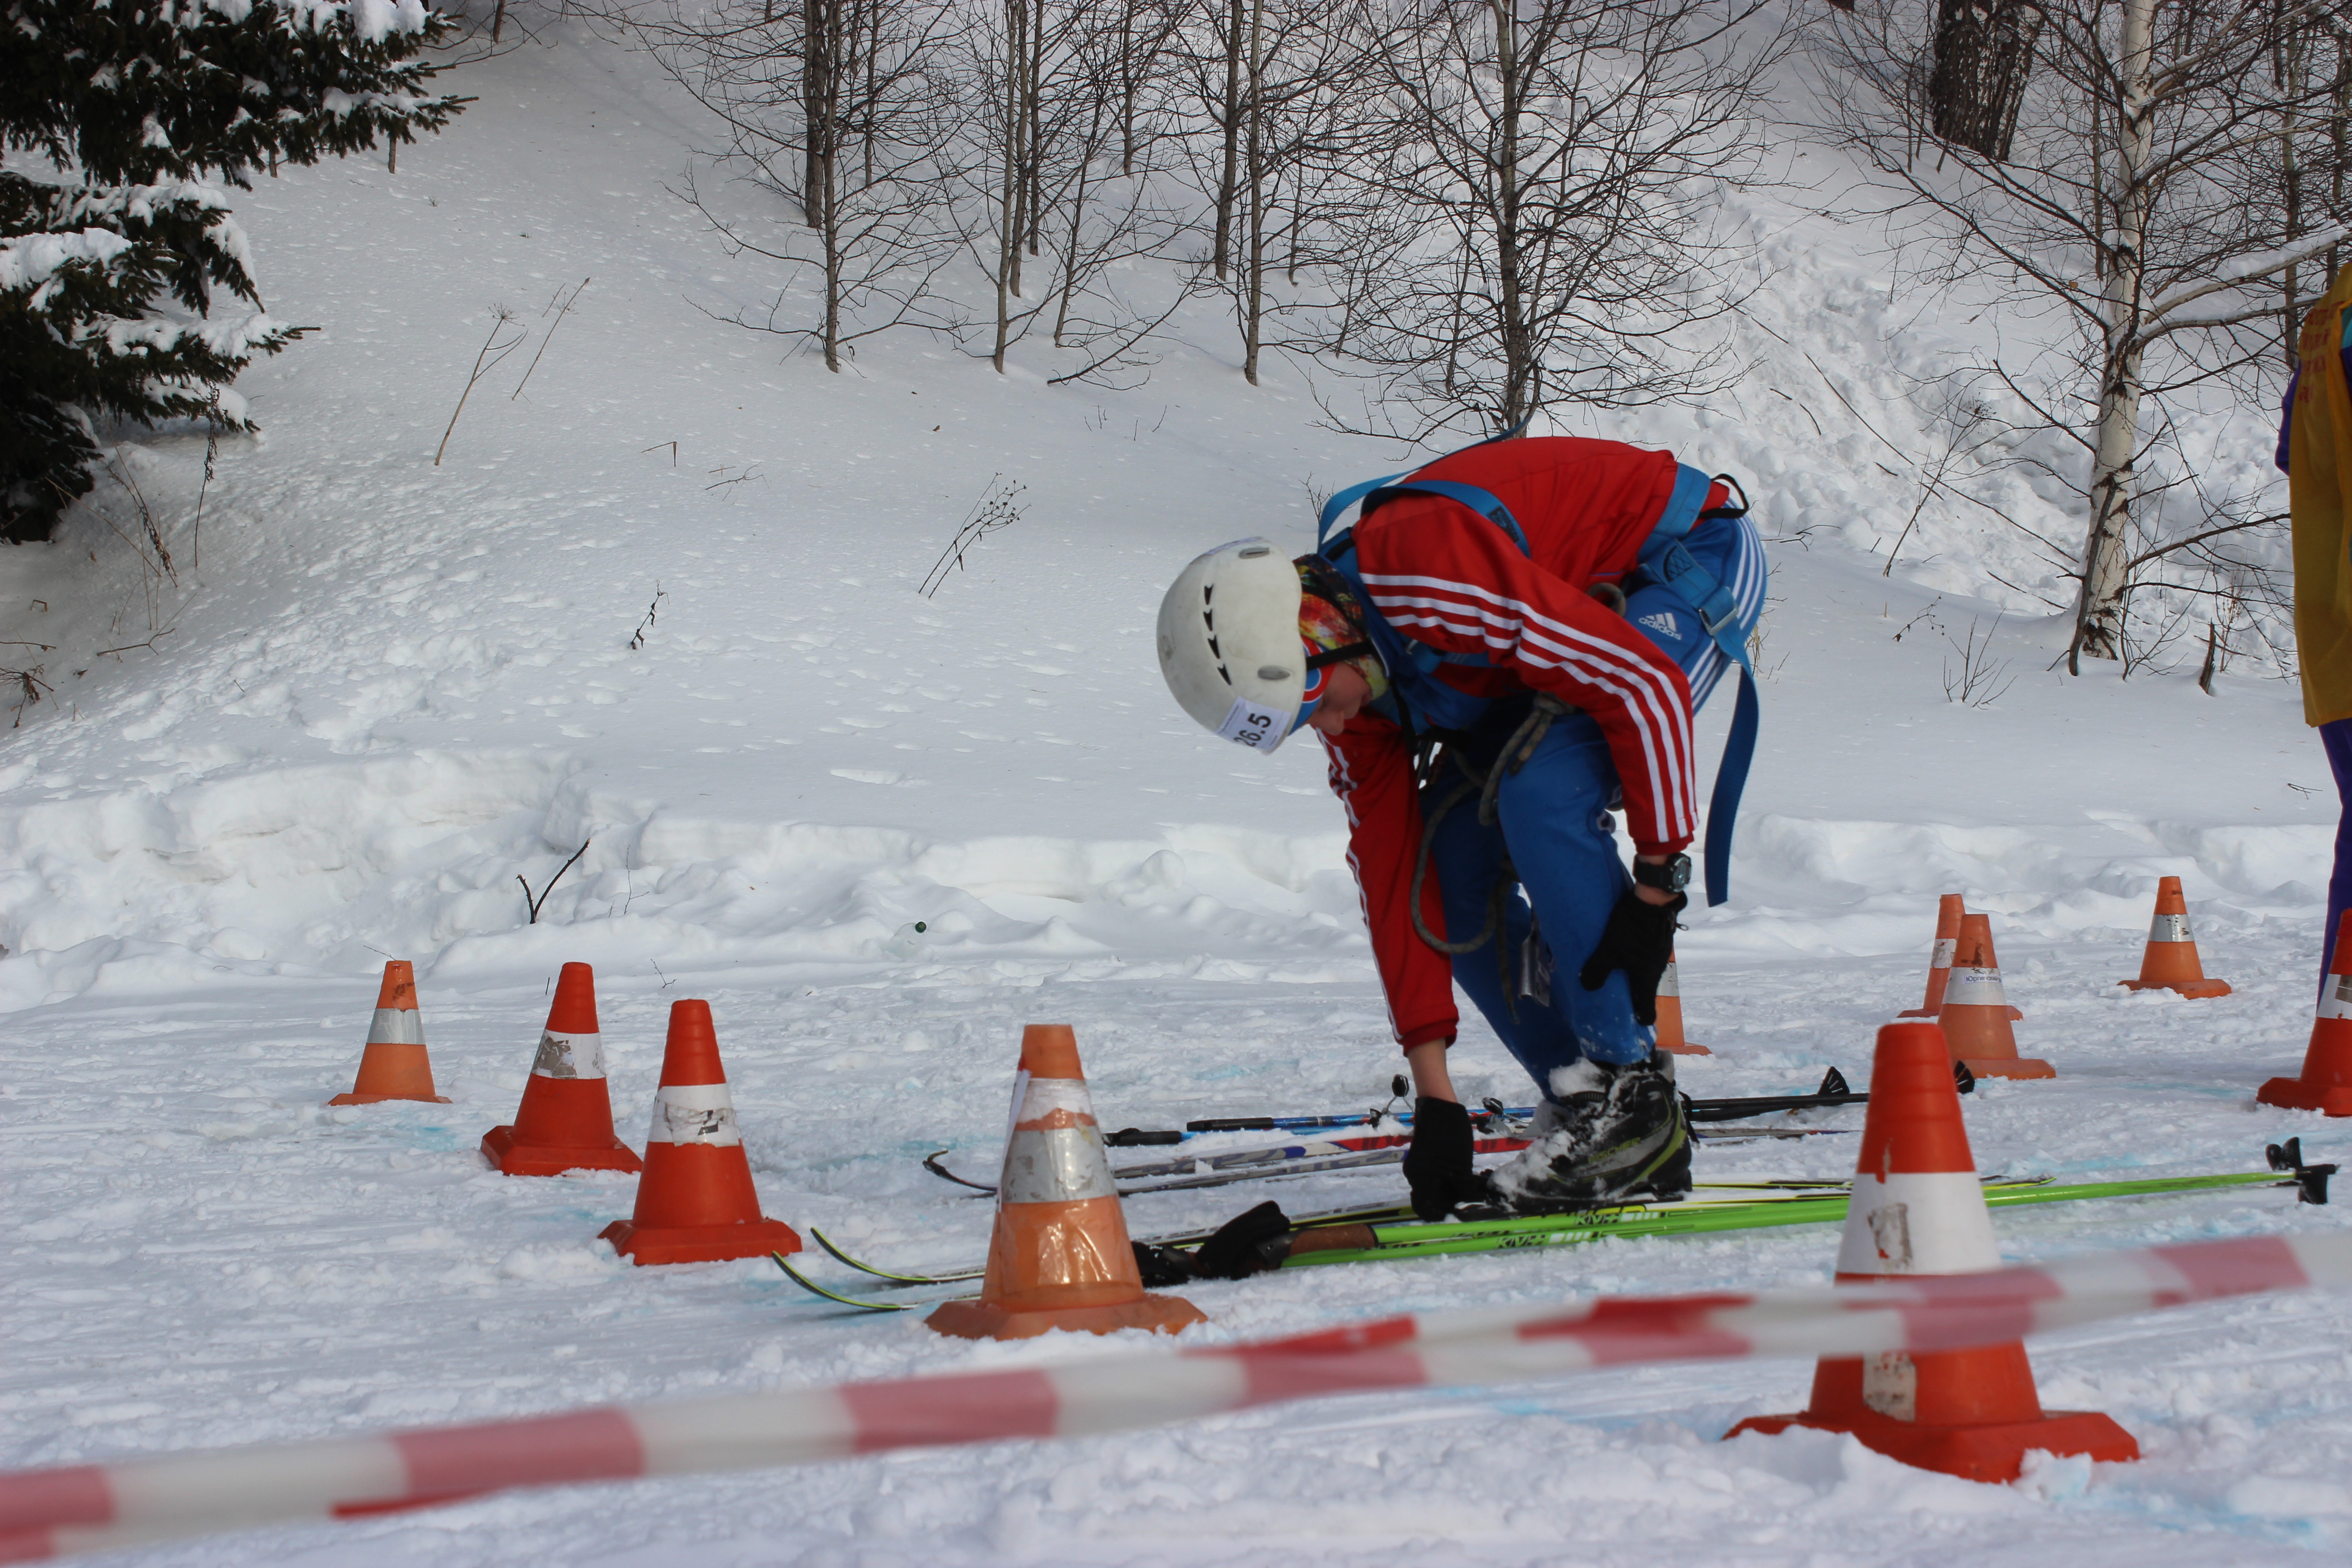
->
[[2283, 261, 2352, 982]]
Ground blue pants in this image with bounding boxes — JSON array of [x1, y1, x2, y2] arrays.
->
[[2325, 718, 2352, 994], [1424, 514, 1763, 1100]]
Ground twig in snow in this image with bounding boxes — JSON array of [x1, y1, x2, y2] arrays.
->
[[192, 428, 217, 575], [4, 666, 50, 728], [517, 839, 591, 925], [511, 278, 590, 401], [434, 307, 526, 466], [93, 632, 174, 659], [629, 584, 668, 651]]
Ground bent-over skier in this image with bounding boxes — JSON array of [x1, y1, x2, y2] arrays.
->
[[1155, 436, 1764, 1218]]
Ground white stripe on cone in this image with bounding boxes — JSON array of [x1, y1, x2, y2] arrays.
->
[[1929, 938, 1955, 970], [365, 1008, 426, 1046], [529, 1030, 606, 1080], [1834, 1171, 2004, 1276], [13, 1230, 2351, 1562], [2318, 974, 2352, 1023], [998, 1076, 1117, 1204], [1656, 959, 1680, 1000], [1940, 967, 2006, 1008], [2149, 913, 2190, 944], [646, 1083, 741, 1147]]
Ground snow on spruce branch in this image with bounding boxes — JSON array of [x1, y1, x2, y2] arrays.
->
[[91, 311, 287, 361], [0, 228, 135, 298]]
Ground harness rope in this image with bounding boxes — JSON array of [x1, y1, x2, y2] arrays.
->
[[1407, 693, 1573, 1020]]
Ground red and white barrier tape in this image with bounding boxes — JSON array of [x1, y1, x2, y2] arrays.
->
[[5, 1228, 2347, 1562]]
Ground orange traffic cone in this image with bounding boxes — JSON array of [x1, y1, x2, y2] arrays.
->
[[598, 1000, 800, 1265], [329, 961, 451, 1105], [1901, 895, 2023, 1020], [482, 963, 643, 1176], [1897, 895, 1963, 1019], [927, 1024, 1205, 1341], [1936, 915, 2053, 1079], [2118, 877, 2230, 999], [1726, 1021, 2137, 1481], [2257, 911, 2352, 1116], [1654, 950, 1710, 1056]]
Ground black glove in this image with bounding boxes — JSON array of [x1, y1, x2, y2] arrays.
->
[[1189, 1200, 1295, 1279], [1402, 1097, 1486, 1220], [1578, 888, 1686, 1025]]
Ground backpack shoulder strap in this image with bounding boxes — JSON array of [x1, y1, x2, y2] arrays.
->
[[1313, 420, 1534, 551], [1635, 465, 1758, 909]]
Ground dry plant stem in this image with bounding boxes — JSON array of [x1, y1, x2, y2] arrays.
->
[[511, 278, 591, 400], [191, 430, 217, 576], [434, 308, 524, 466], [5, 666, 53, 728], [920, 476, 1024, 597], [518, 840, 592, 925], [629, 585, 669, 652]]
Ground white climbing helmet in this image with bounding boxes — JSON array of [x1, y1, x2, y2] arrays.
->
[[1156, 538, 1310, 753]]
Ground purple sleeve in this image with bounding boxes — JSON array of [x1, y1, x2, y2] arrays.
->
[[2279, 368, 2298, 475]]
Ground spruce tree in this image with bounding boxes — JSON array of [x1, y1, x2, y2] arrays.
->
[[1, 1, 466, 542]]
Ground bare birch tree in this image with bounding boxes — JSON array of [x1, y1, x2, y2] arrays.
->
[[1200, 0, 1381, 384], [1819, 0, 2352, 669], [633, 0, 965, 372], [1314, 0, 1794, 440], [969, 0, 1188, 376]]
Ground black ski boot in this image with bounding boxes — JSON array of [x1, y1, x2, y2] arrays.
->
[[1486, 1050, 1691, 1211]]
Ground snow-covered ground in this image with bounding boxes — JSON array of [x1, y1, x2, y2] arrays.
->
[[5, 20, 2351, 1568]]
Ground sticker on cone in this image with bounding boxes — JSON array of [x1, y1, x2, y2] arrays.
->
[[2258, 911, 2352, 1117], [1934, 915, 2052, 1079], [482, 962, 642, 1176], [329, 961, 451, 1105], [1653, 950, 1709, 1056], [926, 1024, 1203, 1341], [2118, 877, 2230, 998], [598, 1000, 799, 1265], [1726, 1021, 2137, 1482]]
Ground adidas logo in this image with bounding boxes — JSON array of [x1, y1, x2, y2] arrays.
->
[[1637, 611, 1680, 638]]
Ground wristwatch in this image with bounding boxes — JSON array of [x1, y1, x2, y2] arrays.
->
[[1632, 853, 1692, 894]]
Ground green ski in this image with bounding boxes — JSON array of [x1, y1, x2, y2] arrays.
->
[[773, 1143, 2330, 1312], [1281, 1164, 2328, 1269]]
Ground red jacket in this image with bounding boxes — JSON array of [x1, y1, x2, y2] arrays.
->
[[1318, 437, 1698, 1050]]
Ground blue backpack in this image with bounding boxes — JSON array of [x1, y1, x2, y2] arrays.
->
[[1314, 451, 1759, 908]]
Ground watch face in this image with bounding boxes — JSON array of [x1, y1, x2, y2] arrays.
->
[[1640, 856, 1690, 892]]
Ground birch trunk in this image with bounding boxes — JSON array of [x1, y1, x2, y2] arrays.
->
[[1491, 0, 1530, 429], [1213, 0, 1243, 282], [1241, 0, 1265, 384], [2073, 0, 2154, 666], [994, 0, 1024, 370]]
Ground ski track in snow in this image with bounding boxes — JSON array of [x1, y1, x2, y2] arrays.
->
[[1, 21, 2348, 1568]]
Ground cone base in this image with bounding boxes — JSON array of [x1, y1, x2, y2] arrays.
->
[[329, 1091, 452, 1105], [925, 1293, 1205, 1341], [2257, 1076, 2352, 1116], [483, 1125, 643, 1176], [1726, 1406, 2138, 1483], [1896, 1006, 1936, 1019], [600, 1217, 802, 1264], [1656, 1040, 1711, 1057], [1960, 1057, 2055, 1080], [2118, 977, 2231, 998]]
